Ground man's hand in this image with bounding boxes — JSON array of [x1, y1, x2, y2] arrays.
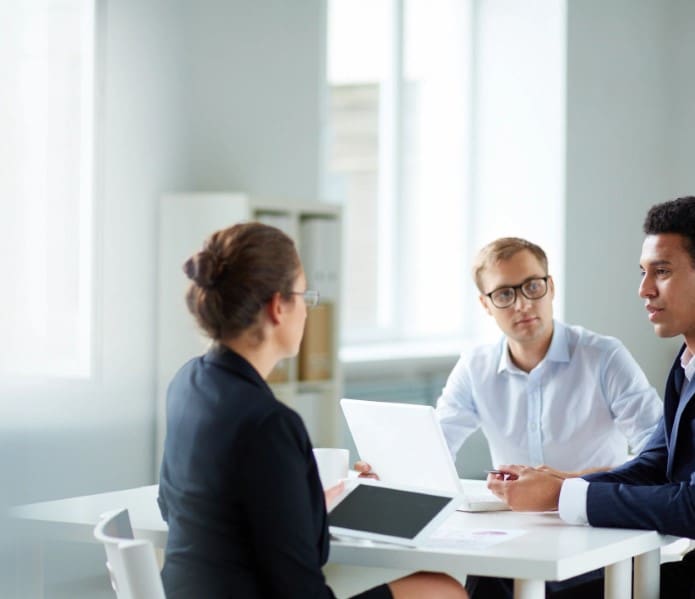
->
[[487, 464, 563, 511], [353, 460, 379, 479], [536, 464, 614, 478], [535, 465, 577, 479], [537, 464, 613, 478]]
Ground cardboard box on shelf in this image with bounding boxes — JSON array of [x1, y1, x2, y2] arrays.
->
[[299, 303, 333, 381], [267, 358, 290, 384]]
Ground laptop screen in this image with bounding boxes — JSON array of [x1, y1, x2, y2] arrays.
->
[[340, 398, 462, 494]]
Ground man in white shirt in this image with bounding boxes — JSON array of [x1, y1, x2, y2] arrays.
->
[[437, 237, 662, 476], [481, 197, 695, 598]]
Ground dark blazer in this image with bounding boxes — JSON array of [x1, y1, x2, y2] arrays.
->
[[158, 346, 336, 599], [583, 344, 695, 538]]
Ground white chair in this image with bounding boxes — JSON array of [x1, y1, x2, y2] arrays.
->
[[94, 508, 166, 599]]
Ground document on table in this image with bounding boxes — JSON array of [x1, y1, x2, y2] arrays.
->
[[424, 528, 526, 550]]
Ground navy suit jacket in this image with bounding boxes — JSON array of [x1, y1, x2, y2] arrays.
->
[[158, 346, 336, 599], [583, 345, 695, 538]]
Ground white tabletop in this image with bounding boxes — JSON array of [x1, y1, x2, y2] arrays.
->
[[10, 485, 167, 547], [9, 482, 678, 599], [331, 508, 669, 582]]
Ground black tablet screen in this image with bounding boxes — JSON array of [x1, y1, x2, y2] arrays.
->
[[328, 485, 451, 539]]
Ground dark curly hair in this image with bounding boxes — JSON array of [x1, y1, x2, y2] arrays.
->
[[183, 222, 300, 342], [643, 196, 695, 265]]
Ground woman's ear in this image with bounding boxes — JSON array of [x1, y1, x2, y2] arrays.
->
[[266, 292, 284, 325]]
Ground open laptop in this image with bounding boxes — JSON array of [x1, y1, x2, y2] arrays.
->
[[340, 398, 508, 512]]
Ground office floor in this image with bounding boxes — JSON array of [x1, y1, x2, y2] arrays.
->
[[46, 565, 415, 598], [45, 576, 114, 599]]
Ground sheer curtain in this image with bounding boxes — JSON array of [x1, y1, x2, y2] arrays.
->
[[0, 0, 95, 378]]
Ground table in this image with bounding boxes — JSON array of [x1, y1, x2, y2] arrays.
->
[[9, 483, 677, 599], [10, 485, 167, 547], [332, 508, 671, 599], [9, 485, 166, 599]]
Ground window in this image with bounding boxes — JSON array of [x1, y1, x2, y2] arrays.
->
[[0, 0, 95, 378], [326, 0, 566, 356]]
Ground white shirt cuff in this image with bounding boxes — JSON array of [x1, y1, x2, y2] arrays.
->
[[558, 478, 589, 525]]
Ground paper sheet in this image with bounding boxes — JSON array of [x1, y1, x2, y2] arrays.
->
[[424, 528, 526, 550]]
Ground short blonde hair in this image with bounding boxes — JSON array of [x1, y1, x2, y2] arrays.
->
[[472, 237, 548, 292]]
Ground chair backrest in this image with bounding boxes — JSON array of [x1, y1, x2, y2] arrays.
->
[[94, 508, 166, 599]]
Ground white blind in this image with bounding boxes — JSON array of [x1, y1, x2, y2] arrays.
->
[[0, 0, 95, 377]]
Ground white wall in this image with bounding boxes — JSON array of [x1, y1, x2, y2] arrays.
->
[[183, 0, 324, 199], [3, 1, 326, 594], [1, 0, 189, 592], [564, 0, 694, 390], [0, 0, 327, 505], [0, 0, 188, 511], [668, 0, 695, 194]]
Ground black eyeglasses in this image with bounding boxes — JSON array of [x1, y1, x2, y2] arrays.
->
[[485, 276, 549, 309], [289, 289, 320, 309]]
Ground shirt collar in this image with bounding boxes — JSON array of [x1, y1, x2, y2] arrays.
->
[[681, 347, 695, 383], [497, 319, 568, 374]]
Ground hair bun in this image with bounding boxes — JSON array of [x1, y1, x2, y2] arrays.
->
[[183, 250, 224, 289]]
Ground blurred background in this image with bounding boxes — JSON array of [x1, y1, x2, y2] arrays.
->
[[1, 0, 693, 595]]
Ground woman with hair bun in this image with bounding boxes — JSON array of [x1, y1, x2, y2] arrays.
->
[[157, 222, 468, 599]]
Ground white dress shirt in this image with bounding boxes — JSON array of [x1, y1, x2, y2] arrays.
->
[[559, 344, 695, 525], [436, 320, 662, 472]]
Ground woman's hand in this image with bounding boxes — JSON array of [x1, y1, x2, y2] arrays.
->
[[353, 460, 379, 479], [324, 480, 345, 509]]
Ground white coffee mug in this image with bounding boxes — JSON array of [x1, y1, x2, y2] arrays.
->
[[312, 447, 349, 490]]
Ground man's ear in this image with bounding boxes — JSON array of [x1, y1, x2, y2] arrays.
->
[[547, 275, 555, 300], [266, 292, 284, 325], [479, 294, 493, 317]]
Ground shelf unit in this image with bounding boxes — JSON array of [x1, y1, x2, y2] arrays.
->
[[156, 193, 342, 475]]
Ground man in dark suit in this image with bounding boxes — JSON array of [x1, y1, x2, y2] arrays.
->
[[474, 196, 695, 598]]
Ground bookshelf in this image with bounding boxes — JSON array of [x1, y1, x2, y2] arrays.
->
[[156, 193, 342, 475]]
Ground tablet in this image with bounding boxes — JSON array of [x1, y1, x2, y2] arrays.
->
[[328, 478, 461, 546]]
